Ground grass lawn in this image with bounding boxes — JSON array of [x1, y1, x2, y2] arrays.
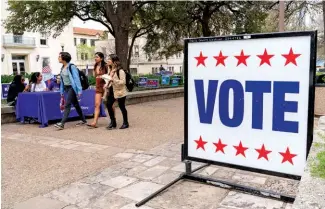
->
[[311, 132, 325, 179]]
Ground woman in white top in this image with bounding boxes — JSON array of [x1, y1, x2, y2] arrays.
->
[[30, 72, 47, 92]]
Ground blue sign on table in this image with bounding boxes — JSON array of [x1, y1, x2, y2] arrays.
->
[[146, 79, 159, 88], [161, 76, 170, 85], [2, 83, 10, 99], [171, 78, 180, 87], [138, 77, 148, 87]]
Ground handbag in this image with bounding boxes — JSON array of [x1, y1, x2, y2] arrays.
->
[[60, 95, 65, 111]]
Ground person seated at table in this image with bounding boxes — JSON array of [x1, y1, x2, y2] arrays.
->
[[7, 75, 26, 106], [48, 74, 61, 92], [30, 72, 48, 92]]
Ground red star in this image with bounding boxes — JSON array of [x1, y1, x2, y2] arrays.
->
[[195, 51, 208, 67], [213, 51, 228, 66], [195, 136, 208, 151], [257, 49, 274, 66], [213, 139, 227, 154], [279, 147, 297, 165], [282, 47, 301, 66], [255, 144, 272, 161], [233, 141, 249, 157], [235, 50, 250, 66]]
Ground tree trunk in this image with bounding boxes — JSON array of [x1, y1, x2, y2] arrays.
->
[[108, 1, 133, 71], [323, 1, 325, 56], [127, 34, 137, 72], [201, 5, 212, 37], [114, 28, 129, 71]]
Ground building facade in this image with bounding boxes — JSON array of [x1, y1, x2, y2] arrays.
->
[[73, 27, 104, 75], [95, 36, 184, 76], [1, 1, 76, 76]]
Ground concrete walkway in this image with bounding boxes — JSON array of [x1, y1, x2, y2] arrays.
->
[[1, 98, 302, 209]]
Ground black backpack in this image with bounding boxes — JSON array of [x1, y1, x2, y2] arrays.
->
[[69, 64, 89, 90], [117, 69, 135, 92]]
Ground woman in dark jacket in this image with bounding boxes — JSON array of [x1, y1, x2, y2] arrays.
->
[[7, 75, 26, 106]]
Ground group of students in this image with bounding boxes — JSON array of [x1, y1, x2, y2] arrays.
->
[[7, 51, 129, 130], [7, 72, 60, 105]]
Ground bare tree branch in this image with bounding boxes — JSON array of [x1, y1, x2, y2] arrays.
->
[[74, 12, 113, 35]]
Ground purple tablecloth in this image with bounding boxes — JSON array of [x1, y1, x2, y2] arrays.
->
[[16, 90, 106, 127]]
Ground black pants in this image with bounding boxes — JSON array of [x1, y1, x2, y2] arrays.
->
[[106, 93, 128, 124], [61, 86, 86, 125]]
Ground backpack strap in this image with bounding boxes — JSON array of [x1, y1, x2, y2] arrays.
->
[[68, 64, 77, 80], [116, 69, 124, 80], [68, 64, 73, 74], [116, 69, 120, 79]]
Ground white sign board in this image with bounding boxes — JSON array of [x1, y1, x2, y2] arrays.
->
[[185, 32, 316, 178]]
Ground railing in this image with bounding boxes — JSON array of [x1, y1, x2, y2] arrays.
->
[[75, 60, 94, 66], [2, 35, 36, 47]]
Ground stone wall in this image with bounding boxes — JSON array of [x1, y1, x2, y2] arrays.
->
[[1, 87, 184, 124], [315, 86, 325, 116]]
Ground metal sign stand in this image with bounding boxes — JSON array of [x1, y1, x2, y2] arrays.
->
[[136, 145, 295, 207]]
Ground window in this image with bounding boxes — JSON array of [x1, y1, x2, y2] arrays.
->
[[74, 38, 77, 46], [130, 68, 137, 75], [40, 39, 47, 45], [101, 47, 107, 57], [168, 66, 174, 72], [80, 38, 87, 45], [90, 39, 95, 46], [176, 52, 181, 58], [134, 45, 139, 58], [40, 33, 48, 46], [42, 57, 50, 68], [80, 53, 89, 60], [180, 66, 182, 73], [152, 67, 158, 74], [13, 36, 22, 43]]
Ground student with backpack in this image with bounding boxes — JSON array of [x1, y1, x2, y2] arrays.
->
[[54, 52, 87, 130], [105, 54, 129, 129]]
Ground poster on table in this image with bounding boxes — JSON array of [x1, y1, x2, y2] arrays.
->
[[146, 79, 159, 88], [138, 77, 148, 87], [184, 31, 316, 178], [1, 83, 10, 99], [161, 76, 170, 85]]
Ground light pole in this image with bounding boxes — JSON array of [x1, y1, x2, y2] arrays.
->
[[60, 43, 65, 52], [279, 0, 285, 32]]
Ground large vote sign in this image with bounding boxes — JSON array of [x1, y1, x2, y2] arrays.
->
[[184, 31, 317, 177]]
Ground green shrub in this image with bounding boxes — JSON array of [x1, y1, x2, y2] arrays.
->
[[1, 75, 14, 83], [1, 73, 34, 84], [88, 76, 96, 86]]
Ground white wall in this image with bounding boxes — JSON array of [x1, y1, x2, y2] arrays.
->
[[1, 1, 76, 76]]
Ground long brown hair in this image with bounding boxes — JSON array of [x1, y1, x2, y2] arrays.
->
[[108, 54, 122, 71], [94, 52, 107, 74]]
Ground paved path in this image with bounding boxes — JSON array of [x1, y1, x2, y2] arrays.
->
[[2, 98, 308, 209]]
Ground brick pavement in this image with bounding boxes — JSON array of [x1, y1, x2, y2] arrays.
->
[[7, 133, 296, 209], [1, 98, 302, 209]]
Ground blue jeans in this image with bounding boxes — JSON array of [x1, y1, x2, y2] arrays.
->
[[61, 86, 86, 125]]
